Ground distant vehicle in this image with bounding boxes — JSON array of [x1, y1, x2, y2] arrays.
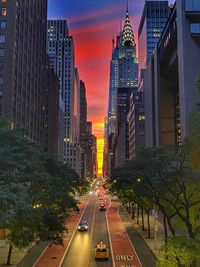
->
[[95, 242, 109, 260], [102, 199, 109, 206], [99, 204, 106, 211], [78, 220, 88, 231]]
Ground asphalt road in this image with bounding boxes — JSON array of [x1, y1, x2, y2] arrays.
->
[[61, 197, 96, 267], [61, 196, 113, 267], [89, 200, 113, 267]]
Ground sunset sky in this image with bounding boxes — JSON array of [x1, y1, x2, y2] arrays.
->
[[48, 0, 174, 175]]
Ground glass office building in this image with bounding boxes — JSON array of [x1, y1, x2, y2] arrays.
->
[[138, 0, 169, 73], [185, 0, 200, 11]]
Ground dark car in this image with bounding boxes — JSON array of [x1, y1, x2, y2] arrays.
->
[[99, 204, 106, 211], [78, 220, 88, 231]]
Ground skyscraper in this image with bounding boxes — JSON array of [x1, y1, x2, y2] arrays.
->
[[47, 20, 75, 166], [138, 0, 169, 78], [79, 80, 87, 145], [0, 0, 47, 146], [105, 5, 139, 172], [107, 6, 138, 136], [45, 59, 59, 156]]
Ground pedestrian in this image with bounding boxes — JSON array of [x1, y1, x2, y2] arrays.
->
[[76, 206, 80, 213]]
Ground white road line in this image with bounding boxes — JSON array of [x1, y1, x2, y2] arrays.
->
[[58, 198, 89, 267], [32, 241, 51, 267], [32, 212, 75, 267], [85, 196, 97, 267], [117, 204, 143, 267], [106, 198, 115, 267]]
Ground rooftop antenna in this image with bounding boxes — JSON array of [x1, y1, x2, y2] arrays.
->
[[126, 0, 129, 14]]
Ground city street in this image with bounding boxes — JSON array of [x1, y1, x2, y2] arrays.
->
[[1, 1, 200, 267], [27, 196, 156, 267]]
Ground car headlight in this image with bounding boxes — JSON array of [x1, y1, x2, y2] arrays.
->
[[78, 226, 81, 229], [85, 226, 88, 229]]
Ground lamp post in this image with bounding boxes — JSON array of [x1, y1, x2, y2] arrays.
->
[[153, 203, 158, 250]]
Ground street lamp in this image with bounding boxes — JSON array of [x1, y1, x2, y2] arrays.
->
[[152, 203, 158, 250]]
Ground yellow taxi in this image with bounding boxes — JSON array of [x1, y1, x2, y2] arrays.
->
[[95, 242, 109, 260]]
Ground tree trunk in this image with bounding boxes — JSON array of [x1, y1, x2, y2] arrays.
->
[[185, 219, 194, 239], [147, 210, 151, 239], [131, 205, 135, 220], [6, 244, 12, 266], [128, 202, 131, 213], [141, 208, 145, 230], [163, 215, 168, 244], [166, 216, 175, 236], [137, 205, 139, 224]]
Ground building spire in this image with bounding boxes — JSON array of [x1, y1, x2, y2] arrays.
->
[[126, 0, 129, 15], [121, 1, 135, 46]]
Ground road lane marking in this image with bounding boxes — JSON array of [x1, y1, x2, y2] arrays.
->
[[32, 242, 51, 267], [106, 197, 115, 267], [32, 210, 77, 267], [86, 196, 97, 267], [58, 198, 89, 267], [115, 255, 135, 261]]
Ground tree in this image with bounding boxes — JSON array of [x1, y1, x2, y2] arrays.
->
[[157, 236, 200, 267], [137, 146, 200, 239], [0, 115, 10, 129], [0, 124, 81, 265]]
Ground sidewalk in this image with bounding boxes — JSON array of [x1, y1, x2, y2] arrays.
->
[[119, 206, 157, 267], [121, 206, 166, 258], [0, 240, 34, 267]]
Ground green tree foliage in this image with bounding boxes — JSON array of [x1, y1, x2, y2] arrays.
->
[[0, 115, 10, 129], [157, 236, 200, 267], [0, 116, 81, 265]]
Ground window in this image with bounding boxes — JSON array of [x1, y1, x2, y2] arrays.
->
[[0, 62, 3, 69], [0, 48, 5, 56], [0, 34, 5, 43], [1, 0, 7, 2], [0, 21, 6, 29], [185, 0, 200, 11], [0, 77, 3, 85], [191, 23, 200, 34], [1, 8, 7, 16], [139, 115, 145, 121]]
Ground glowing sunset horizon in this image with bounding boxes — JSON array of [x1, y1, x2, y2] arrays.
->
[[48, 0, 144, 175]]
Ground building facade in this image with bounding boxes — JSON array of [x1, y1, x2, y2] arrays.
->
[[144, 0, 200, 149], [138, 0, 169, 77], [47, 20, 76, 165], [0, 0, 47, 146], [44, 59, 59, 156], [128, 91, 145, 159]]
